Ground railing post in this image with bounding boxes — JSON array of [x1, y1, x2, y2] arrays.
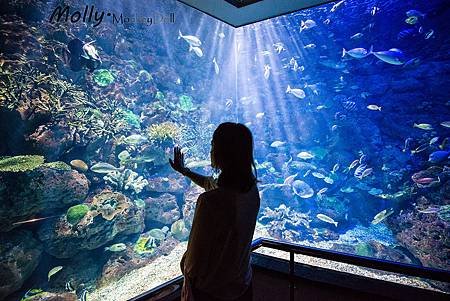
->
[[290, 251, 294, 301]]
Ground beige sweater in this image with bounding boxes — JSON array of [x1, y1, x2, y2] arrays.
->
[[182, 177, 260, 299]]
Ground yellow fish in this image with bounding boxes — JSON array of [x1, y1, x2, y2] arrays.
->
[[413, 123, 433, 130], [405, 16, 418, 24]]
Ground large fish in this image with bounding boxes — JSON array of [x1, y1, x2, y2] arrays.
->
[[372, 48, 405, 65], [178, 30, 201, 47]]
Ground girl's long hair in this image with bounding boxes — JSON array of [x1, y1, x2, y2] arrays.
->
[[212, 122, 257, 192]]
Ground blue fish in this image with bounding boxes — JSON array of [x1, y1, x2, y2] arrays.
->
[[397, 28, 418, 40], [428, 151, 450, 163]]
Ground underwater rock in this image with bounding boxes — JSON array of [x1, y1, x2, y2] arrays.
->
[[390, 206, 450, 270], [38, 191, 144, 258], [182, 184, 203, 229], [146, 176, 187, 194], [0, 163, 89, 231], [27, 123, 73, 161], [144, 193, 181, 225], [19, 291, 77, 301], [0, 230, 43, 299]]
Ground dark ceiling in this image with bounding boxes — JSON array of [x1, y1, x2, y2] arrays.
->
[[177, 0, 335, 27]]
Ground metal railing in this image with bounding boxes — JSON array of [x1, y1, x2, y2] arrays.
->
[[130, 237, 450, 301]]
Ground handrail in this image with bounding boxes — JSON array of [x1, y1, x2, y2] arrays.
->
[[128, 238, 450, 301], [251, 237, 450, 283]]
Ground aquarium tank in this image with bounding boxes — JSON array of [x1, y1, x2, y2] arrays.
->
[[0, 0, 449, 300]]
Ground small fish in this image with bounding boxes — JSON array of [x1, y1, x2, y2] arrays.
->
[[371, 208, 394, 225], [213, 57, 219, 74], [263, 64, 271, 79], [354, 164, 367, 178], [286, 85, 306, 99], [178, 30, 201, 47], [323, 177, 334, 184], [256, 112, 265, 119], [65, 280, 74, 291], [270, 140, 286, 148], [283, 173, 298, 186], [428, 150, 450, 163], [368, 188, 383, 195], [304, 43, 316, 49], [90, 162, 121, 174], [323, 18, 331, 25], [367, 104, 382, 111], [124, 134, 148, 145], [273, 42, 285, 54], [189, 45, 203, 57], [350, 33, 363, 40], [317, 187, 328, 195], [411, 143, 429, 154], [342, 101, 357, 111], [79, 289, 88, 301], [360, 168, 373, 179], [331, 0, 345, 12], [331, 125, 339, 131], [70, 159, 88, 172], [303, 169, 312, 177], [424, 29, 434, 39], [105, 243, 127, 252], [118, 150, 131, 162], [300, 19, 316, 32], [312, 172, 325, 179], [316, 105, 328, 110], [225, 98, 233, 109], [371, 6, 380, 16], [316, 214, 338, 227], [440, 121, 450, 128], [185, 160, 211, 169], [218, 32, 225, 39], [342, 46, 372, 59], [417, 206, 441, 214], [403, 57, 421, 68], [372, 48, 405, 65], [440, 137, 449, 150], [406, 10, 425, 18], [340, 186, 354, 193], [12, 215, 58, 226], [413, 123, 433, 130], [405, 16, 419, 25], [348, 159, 359, 170], [331, 163, 340, 173], [48, 266, 63, 281], [429, 137, 439, 145], [297, 151, 315, 160]]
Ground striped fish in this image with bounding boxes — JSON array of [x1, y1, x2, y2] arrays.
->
[[354, 164, 367, 178], [342, 100, 357, 111]]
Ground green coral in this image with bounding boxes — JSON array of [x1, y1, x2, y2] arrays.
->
[[178, 95, 194, 112], [93, 69, 115, 87], [66, 204, 90, 225], [147, 122, 179, 146], [355, 243, 373, 257], [134, 235, 156, 255], [42, 162, 71, 171], [155, 91, 165, 101], [115, 109, 140, 129], [0, 155, 45, 172], [438, 205, 450, 222]]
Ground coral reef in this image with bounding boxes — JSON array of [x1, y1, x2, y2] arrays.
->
[[178, 95, 195, 112], [93, 69, 115, 87], [66, 204, 90, 225], [38, 191, 144, 258], [27, 123, 73, 161], [0, 230, 43, 299], [146, 121, 179, 147], [144, 193, 181, 226], [259, 204, 312, 241], [146, 176, 186, 194], [0, 155, 45, 172], [103, 169, 148, 194], [0, 162, 89, 231]]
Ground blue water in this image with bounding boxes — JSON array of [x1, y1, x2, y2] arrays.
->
[[0, 0, 449, 300]]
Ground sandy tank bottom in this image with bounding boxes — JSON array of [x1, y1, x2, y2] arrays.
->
[[89, 223, 447, 300]]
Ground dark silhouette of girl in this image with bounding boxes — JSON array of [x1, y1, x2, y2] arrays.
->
[[170, 122, 260, 301]]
